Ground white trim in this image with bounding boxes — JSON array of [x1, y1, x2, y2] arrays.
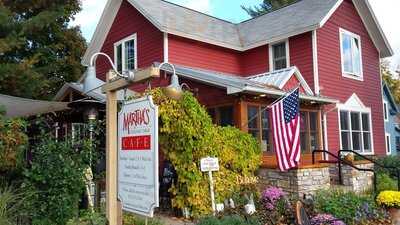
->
[[312, 30, 320, 95], [385, 133, 391, 155], [319, 0, 344, 27], [383, 100, 389, 122], [339, 28, 364, 81], [268, 39, 290, 72], [163, 33, 169, 62], [337, 94, 374, 155], [113, 33, 138, 72]]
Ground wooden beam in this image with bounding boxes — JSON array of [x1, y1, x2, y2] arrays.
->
[[102, 66, 160, 93]]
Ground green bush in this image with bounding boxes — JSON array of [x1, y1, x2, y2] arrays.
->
[[146, 89, 261, 217], [376, 156, 400, 177], [314, 189, 381, 225], [197, 215, 261, 225], [0, 186, 30, 225], [22, 137, 95, 225], [66, 210, 107, 225], [377, 172, 398, 192], [123, 213, 164, 225]]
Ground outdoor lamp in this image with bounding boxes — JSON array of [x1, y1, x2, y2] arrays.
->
[[158, 62, 183, 100]]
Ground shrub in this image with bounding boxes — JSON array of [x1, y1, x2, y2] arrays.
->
[[377, 173, 398, 192], [23, 137, 95, 225], [66, 210, 107, 225], [0, 186, 30, 225], [314, 190, 381, 225], [197, 215, 261, 225], [144, 89, 261, 217], [123, 213, 164, 225], [377, 191, 400, 208]]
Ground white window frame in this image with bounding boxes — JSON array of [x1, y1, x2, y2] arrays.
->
[[385, 133, 391, 155], [269, 39, 290, 72], [114, 33, 138, 73], [339, 28, 363, 81], [338, 103, 374, 155], [383, 100, 389, 122]]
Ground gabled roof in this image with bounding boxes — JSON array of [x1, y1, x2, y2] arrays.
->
[[83, 0, 393, 65], [382, 81, 399, 113], [156, 63, 337, 104]]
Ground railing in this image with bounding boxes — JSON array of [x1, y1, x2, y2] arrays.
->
[[312, 150, 378, 193]]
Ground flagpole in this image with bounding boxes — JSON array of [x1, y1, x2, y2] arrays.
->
[[241, 83, 301, 129]]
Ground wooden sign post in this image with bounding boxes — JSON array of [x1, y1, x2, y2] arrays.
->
[[102, 67, 160, 225]]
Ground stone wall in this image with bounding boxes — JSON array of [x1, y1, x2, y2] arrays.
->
[[341, 162, 374, 193], [258, 166, 331, 197]]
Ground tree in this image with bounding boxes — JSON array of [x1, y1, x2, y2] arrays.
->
[[242, 0, 298, 17], [0, 0, 87, 100], [381, 60, 400, 104]]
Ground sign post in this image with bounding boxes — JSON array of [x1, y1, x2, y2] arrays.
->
[[200, 157, 219, 215], [118, 96, 159, 217], [102, 67, 160, 225]]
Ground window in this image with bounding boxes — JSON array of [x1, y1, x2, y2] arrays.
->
[[396, 136, 400, 151], [247, 105, 272, 153], [269, 40, 289, 71], [383, 100, 389, 121], [340, 28, 362, 79], [72, 123, 86, 144], [208, 106, 234, 127], [339, 110, 372, 154], [114, 34, 137, 73], [246, 105, 318, 153], [385, 133, 391, 155]]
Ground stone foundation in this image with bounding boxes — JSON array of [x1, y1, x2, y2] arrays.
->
[[258, 162, 375, 196], [257, 166, 330, 197]]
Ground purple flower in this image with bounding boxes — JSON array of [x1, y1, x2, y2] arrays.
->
[[311, 214, 346, 225], [261, 187, 286, 210]]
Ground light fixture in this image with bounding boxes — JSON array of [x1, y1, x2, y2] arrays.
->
[[84, 52, 135, 93], [158, 62, 184, 100], [259, 94, 267, 97]]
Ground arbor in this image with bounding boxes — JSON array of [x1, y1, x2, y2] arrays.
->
[[242, 0, 298, 17], [0, 0, 87, 100]]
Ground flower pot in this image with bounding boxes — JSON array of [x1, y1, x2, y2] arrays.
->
[[388, 208, 400, 225]]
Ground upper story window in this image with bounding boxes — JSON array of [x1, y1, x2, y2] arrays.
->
[[383, 100, 389, 121], [114, 34, 137, 74], [340, 28, 363, 80], [269, 40, 290, 71]]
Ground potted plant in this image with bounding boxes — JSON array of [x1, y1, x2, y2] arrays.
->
[[377, 191, 400, 224]]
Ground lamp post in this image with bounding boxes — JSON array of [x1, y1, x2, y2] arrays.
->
[[87, 52, 160, 225]]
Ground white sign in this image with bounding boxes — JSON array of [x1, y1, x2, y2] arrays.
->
[[118, 96, 159, 217], [200, 157, 219, 172]]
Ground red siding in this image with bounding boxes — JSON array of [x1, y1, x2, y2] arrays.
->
[[96, 0, 163, 81], [241, 45, 269, 76], [317, 0, 384, 155], [290, 32, 314, 92], [282, 76, 306, 94], [168, 35, 243, 75]]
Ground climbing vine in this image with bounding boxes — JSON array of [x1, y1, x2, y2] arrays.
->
[[145, 89, 261, 217]]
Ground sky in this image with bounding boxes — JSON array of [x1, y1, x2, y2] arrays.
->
[[71, 0, 400, 71]]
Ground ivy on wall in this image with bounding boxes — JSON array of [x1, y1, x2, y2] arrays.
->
[[146, 89, 261, 217]]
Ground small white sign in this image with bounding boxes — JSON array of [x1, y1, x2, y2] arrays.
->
[[200, 157, 219, 172], [118, 96, 159, 217]]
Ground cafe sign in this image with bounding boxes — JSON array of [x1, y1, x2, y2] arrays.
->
[[118, 96, 159, 217]]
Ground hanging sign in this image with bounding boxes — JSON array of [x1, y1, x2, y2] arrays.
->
[[118, 96, 159, 217]]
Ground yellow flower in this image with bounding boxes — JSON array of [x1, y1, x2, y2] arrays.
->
[[377, 191, 400, 208]]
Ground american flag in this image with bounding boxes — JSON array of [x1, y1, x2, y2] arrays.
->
[[270, 88, 300, 171]]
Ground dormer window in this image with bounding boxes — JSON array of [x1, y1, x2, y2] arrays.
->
[[340, 28, 363, 80], [269, 40, 290, 71], [114, 34, 137, 73]]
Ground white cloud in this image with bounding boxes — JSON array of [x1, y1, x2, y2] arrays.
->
[[168, 0, 211, 14], [71, 0, 108, 41], [369, 0, 400, 71]]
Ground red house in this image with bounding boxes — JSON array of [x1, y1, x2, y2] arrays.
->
[[81, 0, 393, 169]]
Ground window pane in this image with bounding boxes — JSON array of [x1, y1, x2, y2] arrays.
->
[[384, 102, 388, 120], [351, 112, 361, 131], [352, 132, 361, 151], [363, 132, 371, 152], [247, 106, 258, 129], [249, 130, 259, 140], [301, 131, 307, 153], [309, 112, 317, 131], [262, 130, 270, 152], [362, 113, 370, 131], [396, 137, 400, 151], [274, 59, 287, 70], [351, 38, 361, 75], [300, 112, 306, 131], [340, 111, 349, 130], [341, 131, 350, 150], [219, 106, 234, 127], [386, 135, 391, 153], [342, 34, 353, 73], [273, 42, 287, 70], [116, 44, 122, 73], [125, 40, 135, 70], [261, 109, 269, 129], [310, 132, 318, 151]]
